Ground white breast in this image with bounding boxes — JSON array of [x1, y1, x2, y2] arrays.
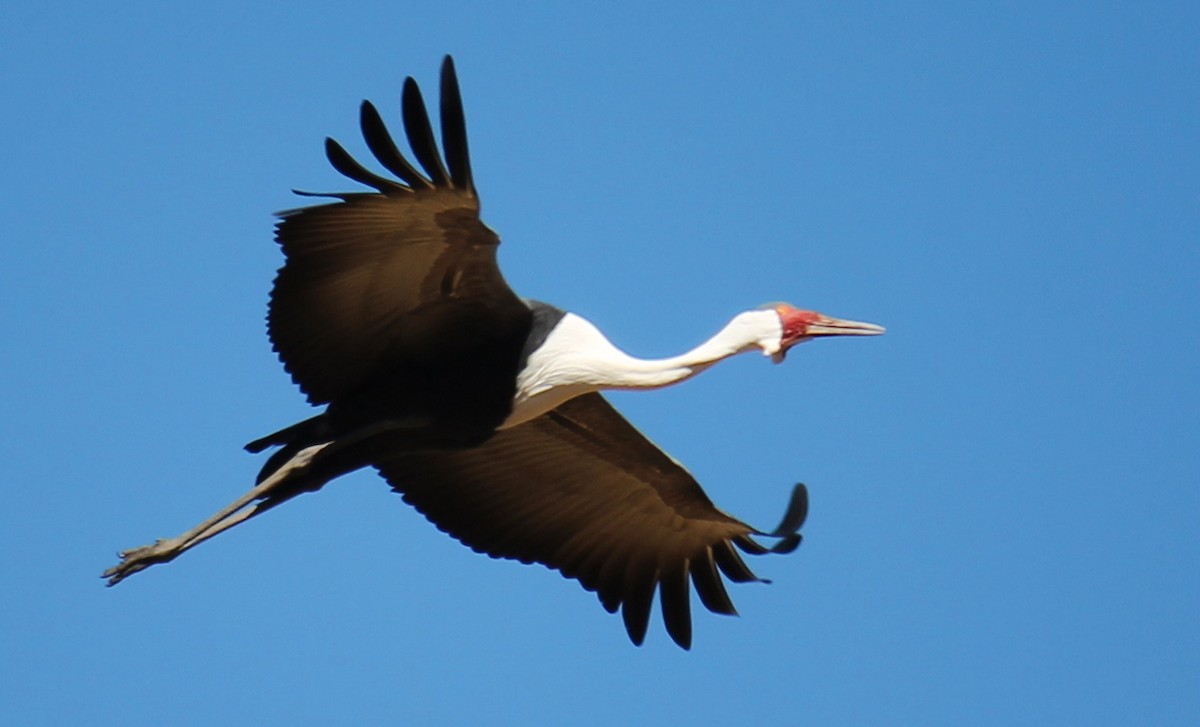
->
[[501, 313, 620, 428]]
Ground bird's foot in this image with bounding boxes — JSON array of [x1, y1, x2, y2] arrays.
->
[[102, 538, 183, 586]]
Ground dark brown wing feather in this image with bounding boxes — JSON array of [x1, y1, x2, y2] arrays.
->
[[373, 392, 807, 649], [269, 56, 525, 406]]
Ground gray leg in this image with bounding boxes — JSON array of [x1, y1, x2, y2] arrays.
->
[[102, 443, 330, 586]]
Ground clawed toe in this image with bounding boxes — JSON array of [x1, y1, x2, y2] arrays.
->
[[102, 539, 179, 586]]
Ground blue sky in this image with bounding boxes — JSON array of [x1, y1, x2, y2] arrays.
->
[[3, 2, 1197, 725]]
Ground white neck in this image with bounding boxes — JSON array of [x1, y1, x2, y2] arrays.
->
[[503, 309, 782, 428]]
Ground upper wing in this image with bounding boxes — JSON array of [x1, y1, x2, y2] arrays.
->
[[268, 56, 527, 405], [373, 392, 807, 649]]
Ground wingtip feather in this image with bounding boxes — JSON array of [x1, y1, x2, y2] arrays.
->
[[359, 99, 431, 190], [659, 563, 693, 649], [401, 72, 452, 186], [323, 137, 409, 194]]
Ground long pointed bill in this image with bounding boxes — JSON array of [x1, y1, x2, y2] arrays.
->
[[806, 314, 886, 337], [771, 304, 885, 362]]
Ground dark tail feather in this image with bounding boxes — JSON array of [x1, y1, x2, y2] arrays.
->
[[245, 414, 333, 484]]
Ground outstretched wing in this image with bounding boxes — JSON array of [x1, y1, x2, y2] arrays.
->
[[373, 392, 807, 649], [268, 56, 528, 406]]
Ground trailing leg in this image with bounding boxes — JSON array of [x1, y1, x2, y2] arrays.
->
[[102, 442, 331, 585]]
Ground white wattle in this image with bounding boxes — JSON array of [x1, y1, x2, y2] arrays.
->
[[501, 309, 783, 429]]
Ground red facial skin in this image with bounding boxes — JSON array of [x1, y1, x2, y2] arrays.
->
[[775, 304, 821, 346]]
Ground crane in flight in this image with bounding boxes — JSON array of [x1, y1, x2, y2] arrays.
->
[[104, 57, 883, 649]]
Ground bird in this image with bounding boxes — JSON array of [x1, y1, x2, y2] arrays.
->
[[103, 56, 884, 649]]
